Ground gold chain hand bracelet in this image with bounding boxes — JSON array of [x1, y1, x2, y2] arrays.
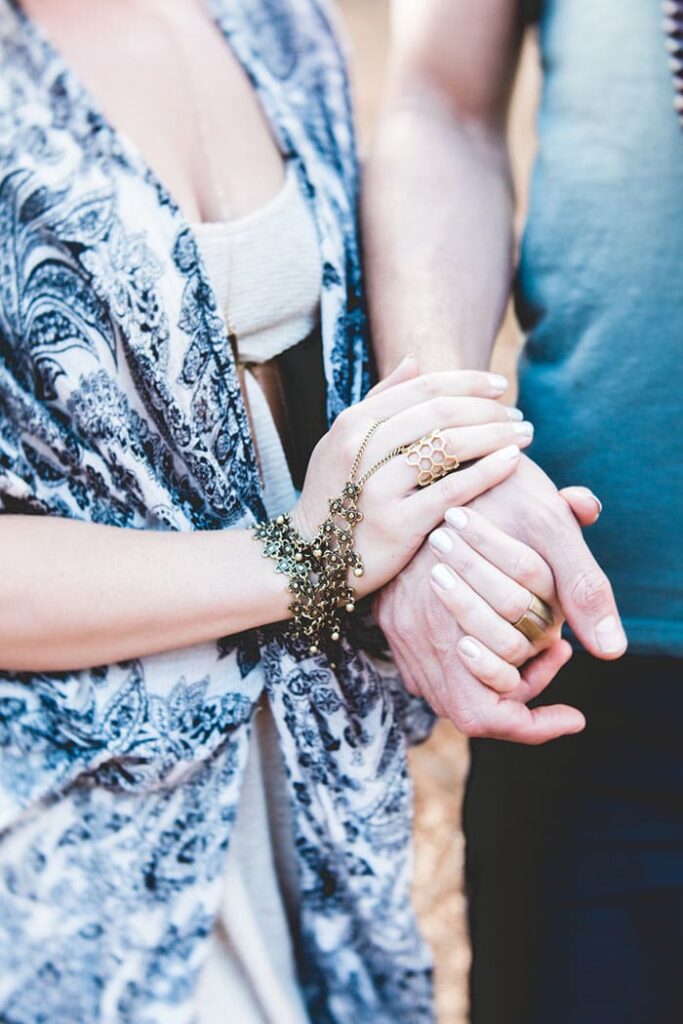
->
[[252, 419, 407, 662]]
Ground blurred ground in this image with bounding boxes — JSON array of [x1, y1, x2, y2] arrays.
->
[[337, 4, 541, 1022]]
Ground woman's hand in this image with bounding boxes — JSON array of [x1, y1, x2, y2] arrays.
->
[[291, 355, 534, 597], [427, 505, 566, 695]]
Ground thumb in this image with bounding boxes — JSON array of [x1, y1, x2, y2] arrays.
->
[[560, 485, 602, 527], [366, 352, 419, 396], [551, 540, 628, 661]]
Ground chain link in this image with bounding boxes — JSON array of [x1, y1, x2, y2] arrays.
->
[[253, 419, 407, 662]]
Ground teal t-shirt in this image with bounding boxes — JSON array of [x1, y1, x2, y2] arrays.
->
[[516, 0, 683, 655]]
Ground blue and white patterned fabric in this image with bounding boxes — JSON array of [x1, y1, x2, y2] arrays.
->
[[0, 1, 435, 1021]]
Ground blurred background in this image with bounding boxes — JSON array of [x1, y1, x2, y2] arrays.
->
[[337, 4, 541, 1021]]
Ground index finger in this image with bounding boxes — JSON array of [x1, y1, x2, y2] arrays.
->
[[532, 506, 627, 660], [364, 369, 510, 420], [478, 695, 586, 746], [442, 505, 556, 601]]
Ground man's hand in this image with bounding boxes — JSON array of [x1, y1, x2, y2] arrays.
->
[[467, 455, 627, 658], [374, 540, 584, 744], [374, 458, 626, 744]]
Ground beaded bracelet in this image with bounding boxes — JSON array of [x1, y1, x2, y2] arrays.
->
[[253, 419, 406, 661]]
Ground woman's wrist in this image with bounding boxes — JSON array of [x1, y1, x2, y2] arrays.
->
[[209, 527, 293, 635], [0, 516, 294, 673]]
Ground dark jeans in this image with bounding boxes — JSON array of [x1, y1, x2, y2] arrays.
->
[[464, 654, 683, 1024]]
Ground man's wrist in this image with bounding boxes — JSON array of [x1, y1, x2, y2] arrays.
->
[[375, 343, 490, 378]]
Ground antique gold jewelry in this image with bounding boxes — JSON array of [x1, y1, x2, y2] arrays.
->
[[512, 593, 555, 645], [405, 429, 460, 488], [253, 419, 409, 659]]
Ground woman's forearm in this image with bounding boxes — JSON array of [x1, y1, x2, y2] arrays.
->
[[0, 515, 290, 672]]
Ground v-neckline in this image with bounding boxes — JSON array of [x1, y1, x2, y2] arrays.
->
[[6, 0, 289, 231], [3, 0, 298, 520]]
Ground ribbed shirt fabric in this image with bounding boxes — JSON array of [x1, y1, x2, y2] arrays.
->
[[516, 0, 683, 654], [194, 162, 320, 1024]]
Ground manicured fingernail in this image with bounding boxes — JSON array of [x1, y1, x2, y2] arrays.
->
[[391, 353, 415, 373], [595, 615, 626, 654], [445, 507, 468, 530], [498, 444, 521, 460], [514, 421, 534, 438], [429, 528, 453, 554], [459, 637, 481, 660], [505, 406, 524, 421], [431, 564, 456, 590], [589, 492, 603, 514], [488, 373, 509, 392]]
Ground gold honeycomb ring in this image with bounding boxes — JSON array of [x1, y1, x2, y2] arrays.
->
[[405, 429, 460, 488]]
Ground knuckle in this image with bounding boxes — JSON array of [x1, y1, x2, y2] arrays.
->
[[330, 410, 356, 457], [569, 566, 611, 614], [447, 543, 475, 577], [483, 665, 519, 693], [426, 395, 456, 424], [340, 427, 361, 463], [418, 374, 440, 400], [443, 470, 469, 501], [500, 589, 528, 624], [525, 496, 569, 534], [499, 631, 529, 665], [523, 503, 552, 535], [510, 547, 543, 589], [496, 420, 515, 441], [394, 604, 419, 648], [466, 370, 490, 395], [333, 405, 354, 434]]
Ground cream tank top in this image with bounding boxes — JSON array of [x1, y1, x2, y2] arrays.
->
[[194, 162, 321, 1024]]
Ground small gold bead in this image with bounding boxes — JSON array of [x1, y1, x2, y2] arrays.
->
[[309, 644, 318, 655], [294, 552, 303, 562], [345, 602, 355, 614], [353, 567, 363, 578], [330, 662, 337, 670], [331, 631, 340, 642], [276, 515, 285, 525], [313, 548, 323, 558]]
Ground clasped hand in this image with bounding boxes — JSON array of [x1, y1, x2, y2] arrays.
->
[[292, 353, 626, 744], [374, 453, 629, 745], [291, 355, 534, 597]]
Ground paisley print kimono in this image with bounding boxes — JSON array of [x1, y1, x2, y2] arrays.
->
[[0, 1, 435, 1021]]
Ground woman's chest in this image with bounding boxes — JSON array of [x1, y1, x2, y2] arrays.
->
[[20, 0, 285, 222]]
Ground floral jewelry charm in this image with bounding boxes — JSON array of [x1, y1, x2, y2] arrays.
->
[[253, 420, 407, 659], [405, 428, 460, 487]]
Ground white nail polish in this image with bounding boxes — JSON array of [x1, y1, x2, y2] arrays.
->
[[429, 528, 453, 554], [498, 444, 521, 460], [590, 492, 603, 514], [595, 615, 626, 654], [505, 406, 524, 421], [445, 507, 468, 530], [488, 373, 509, 392], [431, 564, 455, 590], [459, 637, 481, 660], [514, 421, 534, 437]]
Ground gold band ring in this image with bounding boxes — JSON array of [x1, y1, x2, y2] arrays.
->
[[405, 429, 460, 488], [512, 593, 555, 645]]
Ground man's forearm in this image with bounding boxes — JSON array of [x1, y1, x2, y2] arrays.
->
[[363, 93, 515, 376]]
